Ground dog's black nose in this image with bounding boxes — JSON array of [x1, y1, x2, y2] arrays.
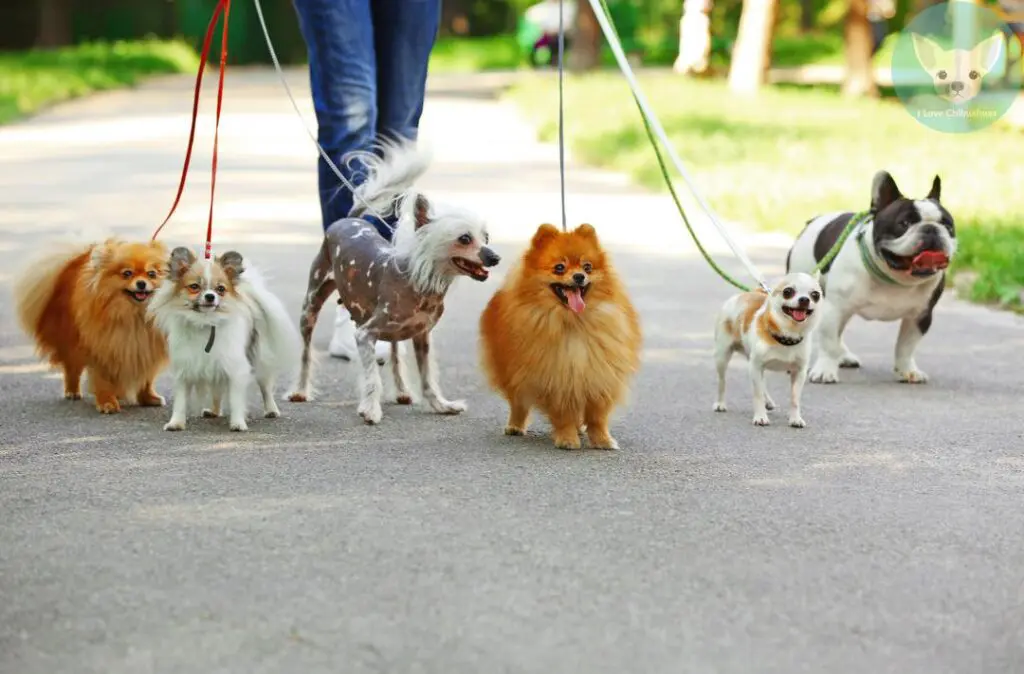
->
[[204, 292, 216, 302], [480, 246, 501, 267], [135, 280, 147, 290], [573, 272, 587, 285], [951, 81, 964, 92], [798, 296, 810, 307]]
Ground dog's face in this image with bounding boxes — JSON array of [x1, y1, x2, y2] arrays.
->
[[168, 247, 244, 313], [870, 171, 957, 278], [523, 223, 610, 314], [769, 272, 822, 328], [912, 32, 1004, 103], [89, 239, 169, 306], [413, 197, 501, 282]]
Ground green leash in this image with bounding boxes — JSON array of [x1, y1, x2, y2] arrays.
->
[[592, 0, 866, 293], [856, 225, 901, 285]]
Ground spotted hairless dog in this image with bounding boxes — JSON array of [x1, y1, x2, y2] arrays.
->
[[287, 142, 500, 425]]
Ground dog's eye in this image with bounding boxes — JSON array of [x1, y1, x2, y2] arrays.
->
[[147, 270, 157, 279], [969, 70, 979, 80], [937, 70, 947, 80], [553, 263, 566, 275], [810, 291, 821, 302], [121, 270, 133, 279], [782, 287, 795, 300], [188, 283, 201, 292], [458, 234, 472, 245], [215, 285, 226, 295], [582, 262, 593, 273]]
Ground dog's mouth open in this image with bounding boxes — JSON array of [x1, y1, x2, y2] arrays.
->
[[551, 283, 589, 314], [451, 257, 489, 282], [880, 248, 950, 276], [124, 289, 153, 303], [782, 305, 813, 322]]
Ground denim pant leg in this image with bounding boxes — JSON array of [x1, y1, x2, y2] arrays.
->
[[371, 0, 441, 144], [292, 0, 377, 232]]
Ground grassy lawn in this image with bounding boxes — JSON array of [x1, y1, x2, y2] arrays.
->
[[0, 38, 199, 125], [505, 71, 1024, 309]]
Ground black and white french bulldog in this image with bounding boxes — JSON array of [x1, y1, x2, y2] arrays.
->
[[785, 170, 956, 385]]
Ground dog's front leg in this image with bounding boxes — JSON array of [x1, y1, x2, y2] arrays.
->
[[390, 341, 414, 405], [789, 361, 809, 428], [808, 300, 847, 384], [259, 374, 281, 418], [412, 332, 466, 415], [355, 328, 384, 424], [749, 358, 770, 426], [894, 316, 929, 383], [164, 378, 191, 431], [227, 373, 249, 432]]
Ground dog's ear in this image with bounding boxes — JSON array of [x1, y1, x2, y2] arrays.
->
[[871, 170, 903, 213], [531, 223, 561, 249], [217, 251, 245, 279], [89, 238, 117, 268], [911, 32, 942, 71], [169, 246, 196, 279], [574, 223, 598, 241], [414, 194, 430, 230], [976, 32, 1005, 74], [927, 175, 942, 202]]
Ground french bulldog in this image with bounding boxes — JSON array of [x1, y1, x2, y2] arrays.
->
[[785, 170, 956, 385]]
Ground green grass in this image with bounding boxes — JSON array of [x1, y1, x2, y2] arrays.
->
[[0, 38, 200, 125], [429, 35, 524, 73], [505, 71, 1024, 309]]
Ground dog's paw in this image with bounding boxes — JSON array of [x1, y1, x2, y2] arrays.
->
[[264, 409, 280, 419], [358, 401, 383, 425], [504, 425, 526, 436], [808, 365, 839, 384], [96, 401, 121, 414], [430, 398, 466, 415], [201, 409, 220, 419], [839, 353, 861, 368], [163, 419, 186, 432], [287, 392, 309, 403], [553, 435, 583, 450], [896, 367, 929, 384], [229, 420, 248, 432], [713, 402, 727, 413], [64, 391, 82, 401], [396, 394, 414, 405], [138, 393, 166, 407], [789, 415, 807, 429], [765, 398, 776, 411], [588, 434, 619, 450], [752, 413, 771, 427]]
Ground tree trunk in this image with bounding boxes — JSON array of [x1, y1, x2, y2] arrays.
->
[[674, 0, 714, 75], [800, 0, 815, 32], [36, 0, 73, 48], [727, 0, 778, 94], [571, 0, 602, 71], [842, 0, 878, 97]]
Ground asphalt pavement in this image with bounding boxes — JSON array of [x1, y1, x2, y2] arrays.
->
[[1, 69, 1023, 674]]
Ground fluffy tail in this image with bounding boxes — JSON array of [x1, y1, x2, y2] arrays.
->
[[12, 242, 91, 338], [347, 137, 432, 220], [240, 266, 303, 379]]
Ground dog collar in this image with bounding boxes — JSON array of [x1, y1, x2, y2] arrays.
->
[[771, 333, 803, 347], [856, 227, 901, 286]]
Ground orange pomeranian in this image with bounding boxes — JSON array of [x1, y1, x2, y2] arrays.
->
[[479, 223, 642, 450], [13, 238, 171, 414]]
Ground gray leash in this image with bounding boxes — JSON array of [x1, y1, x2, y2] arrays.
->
[[557, 0, 567, 232]]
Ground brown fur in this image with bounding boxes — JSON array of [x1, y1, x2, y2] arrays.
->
[[12, 238, 171, 413], [478, 223, 642, 450]]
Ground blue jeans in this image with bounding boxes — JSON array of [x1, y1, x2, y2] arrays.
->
[[292, 0, 440, 238]]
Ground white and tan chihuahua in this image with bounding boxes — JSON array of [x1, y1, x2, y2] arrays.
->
[[148, 247, 301, 432], [713, 272, 823, 428]]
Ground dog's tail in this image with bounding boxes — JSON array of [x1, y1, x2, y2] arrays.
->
[[12, 242, 92, 339], [347, 136, 432, 221], [240, 266, 304, 379]]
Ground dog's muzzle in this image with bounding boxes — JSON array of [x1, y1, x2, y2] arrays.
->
[[480, 246, 501, 268]]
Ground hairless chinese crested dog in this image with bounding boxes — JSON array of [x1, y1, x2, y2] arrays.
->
[[287, 140, 500, 424]]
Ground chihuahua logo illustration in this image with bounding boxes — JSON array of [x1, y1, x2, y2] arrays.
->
[[911, 31, 1006, 103]]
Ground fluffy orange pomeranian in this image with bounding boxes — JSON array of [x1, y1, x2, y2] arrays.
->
[[13, 238, 171, 414], [479, 223, 642, 450]]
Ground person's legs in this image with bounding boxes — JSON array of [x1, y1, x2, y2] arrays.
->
[[294, 0, 388, 361]]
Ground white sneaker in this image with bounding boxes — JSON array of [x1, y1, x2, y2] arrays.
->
[[329, 305, 392, 366]]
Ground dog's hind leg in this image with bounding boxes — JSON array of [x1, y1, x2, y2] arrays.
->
[[390, 341, 413, 405], [355, 328, 385, 424], [259, 373, 281, 418], [288, 243, 336, 403], [713, 342, 732, 413], [62, 359, 85, 401], [412, 332, 466, 416]]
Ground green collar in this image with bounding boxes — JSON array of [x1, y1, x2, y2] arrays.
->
[[855, 223, 901, 286]]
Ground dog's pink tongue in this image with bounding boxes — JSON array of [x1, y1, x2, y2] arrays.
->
[[789, 309, 807, 322], [912, 250, 949, 271], [566, 288, 586, 314]]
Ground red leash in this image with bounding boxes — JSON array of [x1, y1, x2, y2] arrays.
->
[[152, 0, 231, 260]]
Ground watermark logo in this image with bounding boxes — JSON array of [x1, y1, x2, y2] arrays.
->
[[892, 0, 1022, 133]]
